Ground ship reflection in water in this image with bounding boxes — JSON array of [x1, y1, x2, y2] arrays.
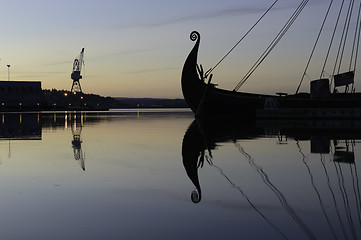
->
[[182, 118, 361, 240], [0, 112, 91, 170]]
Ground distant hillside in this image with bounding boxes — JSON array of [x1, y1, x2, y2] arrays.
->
[[112, 97, 188, 108]]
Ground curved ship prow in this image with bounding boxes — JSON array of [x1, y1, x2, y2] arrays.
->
[[181, 31, 206, 115], [181, 31, 271, 118]]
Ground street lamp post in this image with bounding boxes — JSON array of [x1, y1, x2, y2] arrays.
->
[[7, 65, 10, 81]]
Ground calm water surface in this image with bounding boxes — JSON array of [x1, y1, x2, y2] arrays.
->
[[0, 109, 360, 240]]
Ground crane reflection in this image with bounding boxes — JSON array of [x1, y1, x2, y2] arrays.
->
[[70, 112, 85, 171]]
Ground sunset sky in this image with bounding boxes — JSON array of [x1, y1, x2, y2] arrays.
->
[[0, 0, 356, 98]]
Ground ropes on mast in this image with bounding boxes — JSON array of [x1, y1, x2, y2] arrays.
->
[[234, 0, 309, 92], [296, 0, 361, 94], [296, 0, 334, 94], [204, 0, 279, 79], [328, 0, 361, 93], [335, 0, 356, 75], [352, 1, 361, 72], [350, 1, 361, 71], [319, 0, 345, 81]]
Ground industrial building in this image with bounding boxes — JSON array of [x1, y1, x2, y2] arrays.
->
[[0, 81, 42, 110]]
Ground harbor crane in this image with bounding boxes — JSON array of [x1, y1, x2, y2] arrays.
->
[[71, 48, 85, 93]]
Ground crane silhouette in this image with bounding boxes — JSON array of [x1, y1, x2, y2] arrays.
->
[[71, 48, 85, 93]]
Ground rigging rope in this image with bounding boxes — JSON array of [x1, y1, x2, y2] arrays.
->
[[296, 0, 361, 93], [337, 0, 355, 74], [329, 0, 360, 93], [347, 0, 357, 71], [296, 0, 334, 94], [320, 0, 345, 81], [204, 0, 279, 78], [351, 1, 361, 72], [235, 0, 309, 92]]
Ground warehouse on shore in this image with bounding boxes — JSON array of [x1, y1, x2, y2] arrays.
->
[[0, 81, 42, 110]]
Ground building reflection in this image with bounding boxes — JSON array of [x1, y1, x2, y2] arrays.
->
[[182, 118, 361, 239], [0, 113, 41, 140], [0, 111, 105, 170], [0, 113, 41, 160]]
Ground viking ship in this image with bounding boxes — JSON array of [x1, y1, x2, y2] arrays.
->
[[181, 1, 361, 119]]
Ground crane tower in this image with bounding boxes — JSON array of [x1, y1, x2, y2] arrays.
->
[[71, 48, 85, 93]]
